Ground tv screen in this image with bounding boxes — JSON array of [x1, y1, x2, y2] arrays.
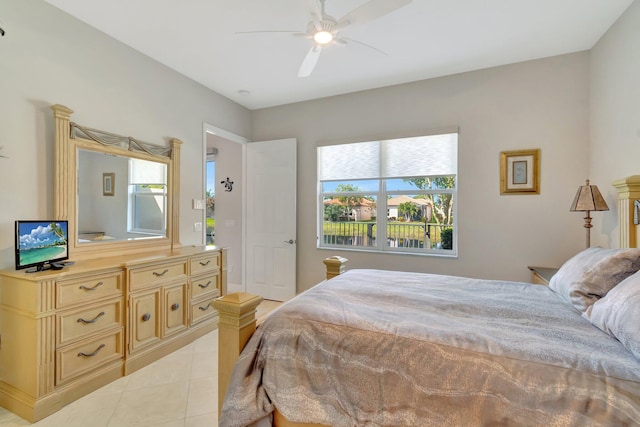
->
[[15, 220, 69, 272]]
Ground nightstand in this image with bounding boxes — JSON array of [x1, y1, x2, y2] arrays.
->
[[527, 266, 559, 286]]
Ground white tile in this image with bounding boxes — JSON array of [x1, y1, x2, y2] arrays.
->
[[33, 391, 121, 427], [190, 352, 217, 380], [146, 420, 185, 427], [185, 412, 218, 427], [185, 377, 217, 418], [0, 407, 31, 427], [126, 354, 193, 391], [108, 381, 189, 427], [192, 330, 217, 354]]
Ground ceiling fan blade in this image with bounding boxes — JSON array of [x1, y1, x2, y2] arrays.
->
[[335, 0, 412, 31], [298, 45, 322, 77], [339, 37, 387, 56], [311, 0, 324, 20], [235, 30, 300, 35]]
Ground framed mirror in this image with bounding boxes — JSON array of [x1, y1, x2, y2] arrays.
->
[[52, 104, 182, 260], [77, 149, 168, 243]]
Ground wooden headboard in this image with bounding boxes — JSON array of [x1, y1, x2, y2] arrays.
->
[[613, 175, 640, 248]]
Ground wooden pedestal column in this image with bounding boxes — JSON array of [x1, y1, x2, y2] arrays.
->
[[322, 256, 348, 279], [213, 292, 263, 416], [214, 256, 349, 424]]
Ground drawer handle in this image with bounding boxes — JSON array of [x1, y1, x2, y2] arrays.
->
[[153, 269, 169, 277], [198, 302, 212, 311], [199, 260, 211, 266], [77, 311, 105, 324], [171, 303, 180, 311], [79, 281, 103, 291], [77, 343, 106, 358], [142, 313, 151, 322], [198, 281, 212, 289]]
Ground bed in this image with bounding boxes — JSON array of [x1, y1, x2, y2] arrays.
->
[[214, 175, 640, 427]]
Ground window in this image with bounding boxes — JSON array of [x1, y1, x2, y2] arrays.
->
[[128, 158, 167, 235], [318, 132, 457, 255]]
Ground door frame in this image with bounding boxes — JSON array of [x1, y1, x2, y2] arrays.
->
[[202, 123, 249, 292]]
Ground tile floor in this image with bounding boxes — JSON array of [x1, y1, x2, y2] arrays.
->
[[0, 299, 282, 427]]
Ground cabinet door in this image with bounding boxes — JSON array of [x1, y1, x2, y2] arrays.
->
[[164, 283, 188, 337], [129, 290, 161, 353]]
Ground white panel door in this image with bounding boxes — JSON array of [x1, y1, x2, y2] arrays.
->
[[246, 138, 296, 301]]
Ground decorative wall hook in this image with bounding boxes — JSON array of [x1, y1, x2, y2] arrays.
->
[[221, 177, 234, 192]]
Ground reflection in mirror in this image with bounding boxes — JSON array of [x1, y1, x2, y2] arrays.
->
[[78, 149, 168, 244]]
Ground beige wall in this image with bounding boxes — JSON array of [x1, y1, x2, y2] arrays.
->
[[589, 0, 640, 248], [0, 0, 251, 269], [252, 53, 591, 291]]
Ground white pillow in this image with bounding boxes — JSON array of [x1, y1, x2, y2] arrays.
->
[[549, 247, 640, 312], [586, 270, 640, 359]]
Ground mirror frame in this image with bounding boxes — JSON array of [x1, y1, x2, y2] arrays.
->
[[52, 104, 182, 260]]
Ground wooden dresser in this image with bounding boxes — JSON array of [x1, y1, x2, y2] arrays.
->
[[0, 246, 226, 422]]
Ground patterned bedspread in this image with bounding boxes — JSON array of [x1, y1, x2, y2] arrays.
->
[[220, 269, 640, 426]]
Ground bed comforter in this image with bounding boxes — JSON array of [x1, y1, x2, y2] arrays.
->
[[220, 269, 640, 426]]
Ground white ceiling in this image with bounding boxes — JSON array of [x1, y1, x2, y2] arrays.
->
[[44, 0, 633, 110]]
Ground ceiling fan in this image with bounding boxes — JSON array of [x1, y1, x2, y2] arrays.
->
[[238, 0, 412, 77]]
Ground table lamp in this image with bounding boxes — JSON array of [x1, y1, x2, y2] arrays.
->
[[570, 179, 609, 248]]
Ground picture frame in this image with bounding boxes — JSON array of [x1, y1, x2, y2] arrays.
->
[[500, 149, 540, 195], [103, 172, 115, 196]]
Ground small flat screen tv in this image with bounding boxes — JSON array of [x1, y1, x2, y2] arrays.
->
[[15, 220, 69, 272]]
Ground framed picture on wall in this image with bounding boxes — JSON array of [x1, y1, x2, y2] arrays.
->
[[500, 149, 540, 195], [103, 172, 115, 196]]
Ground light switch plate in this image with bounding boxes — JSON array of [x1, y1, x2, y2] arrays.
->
[[192, 199, 205, 210]]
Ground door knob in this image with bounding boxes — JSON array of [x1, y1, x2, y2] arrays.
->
[[284, 239, 296, 244]]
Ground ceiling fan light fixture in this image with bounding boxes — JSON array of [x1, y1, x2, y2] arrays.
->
[[313, 30, 333, 44]]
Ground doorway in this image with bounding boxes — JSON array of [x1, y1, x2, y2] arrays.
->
[[202, 126, 298, 301], [203, 124, 248, 294]]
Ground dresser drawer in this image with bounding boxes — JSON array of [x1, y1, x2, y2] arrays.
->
[[191, 295, 219, 326], [190, 273, 220, 300], [57, 298, 124, 346], [129, 261, 187, 290], [56, 329, 123, 385], [57, 271, 124, 308], [190, 252, 220, 276]]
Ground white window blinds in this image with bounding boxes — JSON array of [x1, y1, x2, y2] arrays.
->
[[318, 133, 457, 181], [129, 158, 167, 184]]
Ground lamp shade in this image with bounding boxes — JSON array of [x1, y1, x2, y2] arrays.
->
[[570, 179, 609, 212]]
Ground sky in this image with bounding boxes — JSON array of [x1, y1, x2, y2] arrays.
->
[[206, 161, 215, 195], [19, 222, 67, 249]]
